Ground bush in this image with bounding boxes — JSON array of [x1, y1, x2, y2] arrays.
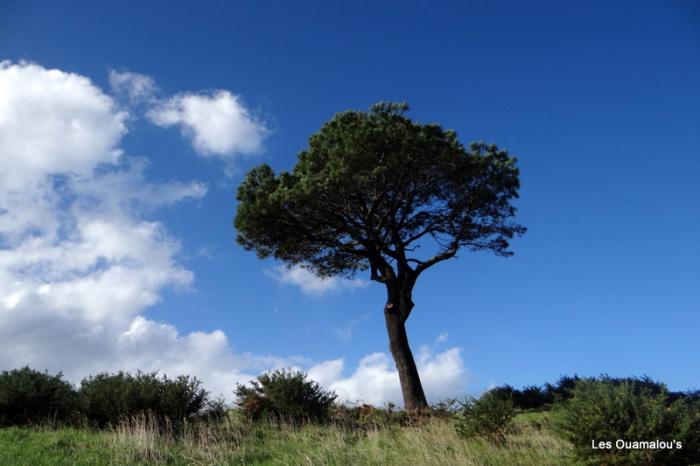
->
[[555, 376, 700, 465], [235, 369, 336, 424], [79, 371, 220, 429], [455, 389, 515, 443], [0, 367, 78, 426], [488, 376, 581, 411], [489, 384, 549, 411], [545, 375, 580, 403], [429, 398, 461, 419], [331, 403, 411, 430]]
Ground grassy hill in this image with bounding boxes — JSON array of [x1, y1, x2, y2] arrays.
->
[[0, 412, 570, 466], [1, 370, 697, 465]]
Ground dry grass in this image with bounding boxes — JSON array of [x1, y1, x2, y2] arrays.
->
[[103, 411, 572, 465], [0, 411, 572, 465]]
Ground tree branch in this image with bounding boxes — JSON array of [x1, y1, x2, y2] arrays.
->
[[414, 243, 459, 275]]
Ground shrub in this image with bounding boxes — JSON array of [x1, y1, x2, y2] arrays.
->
[[79, 371, 219, 429], [554, 376, 700, 466], [455, 389, 515, 443], [517, 385, 552, 409], [331, 403, 411, 430], [490, 383, 550, 411], [429, 398, 461, 419], [546, 375, 580, 402], [0, 367, 78, 426], [235, 369, 336, 424], [488, 376, 580, 411]]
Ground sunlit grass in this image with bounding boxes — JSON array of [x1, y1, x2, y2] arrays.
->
[[0, 412, 572, 466]]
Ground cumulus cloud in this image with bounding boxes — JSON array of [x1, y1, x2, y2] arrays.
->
[[147, 90, 267, 157], [0, 60, 126, 190], [109, 70, 157, 104], [307, 345, 469, 406], [0, 61, 261, 401], [107, 69, 267, 161], [70, 157, 208, 213], [267, 265, 369, 296]]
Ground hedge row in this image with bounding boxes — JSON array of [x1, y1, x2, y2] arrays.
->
[[488, 374, 698, 411], [0, 367, 224, 428]]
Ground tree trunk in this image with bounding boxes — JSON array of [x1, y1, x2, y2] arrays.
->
[[384, 303, 428, 411]]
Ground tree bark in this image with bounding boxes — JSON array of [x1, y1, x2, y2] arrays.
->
[[384, 300, 428, 411]]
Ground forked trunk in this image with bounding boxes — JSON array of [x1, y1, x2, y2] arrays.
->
[[384, 302, 428, 411]]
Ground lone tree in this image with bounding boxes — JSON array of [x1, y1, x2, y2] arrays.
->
[[235, 102, 525, 410]]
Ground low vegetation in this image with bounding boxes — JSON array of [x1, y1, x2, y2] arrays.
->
[[0, 367, 78, 426], [235, 369, 336, 424], [0, 367, 224, 431], [80, 371, 224, 430], [0, 413, 569, 466], [0, 367, 698, 465], [455, 389, 515, 444], [554, 376, 700, 465]]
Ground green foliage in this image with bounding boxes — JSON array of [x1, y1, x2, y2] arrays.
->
[[0, 427, 115, 466], [489, 384, 552, 411], [488, 375, 582, 411], [79, 371, 221, 429], [554, 376, 700, 465], [544, 375, 580, 404], [0, 413, 571, 466], [455, 389, 516, 444], [235, 102, 525, 279], [235, 369, 336, 424], [0, 367, 78, 426]]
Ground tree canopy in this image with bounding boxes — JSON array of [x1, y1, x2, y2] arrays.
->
[[236, 102, 525, 291]]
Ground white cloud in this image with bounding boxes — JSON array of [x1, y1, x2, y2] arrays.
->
[[70, 157, 208, 213], [436, 332, 449, 343], [0, 61, 126, 191], [267, 265, 369, 296], [0, 61, 265, 402], [147, 90, 267, 157], [109, 70, 157, 104], [108, 69, 267, 163], [307, 345, 469, 406]]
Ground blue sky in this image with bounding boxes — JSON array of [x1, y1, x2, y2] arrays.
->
[[0, 0, 698, 402]]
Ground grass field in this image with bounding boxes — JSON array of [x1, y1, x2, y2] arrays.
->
[[0, 412, 572, 466]]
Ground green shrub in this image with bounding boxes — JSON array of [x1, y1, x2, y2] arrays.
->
[[488, 376, 581, 411], [79, 371, 220, 429], [331, 403, 411, 430], [235, 369, 336, 424], [554, 376, 700, 465], [489, 384, 537, 410], [0, 367, 78, 426], [546, 375, 580, 402], [455, 389, 515, 443]]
